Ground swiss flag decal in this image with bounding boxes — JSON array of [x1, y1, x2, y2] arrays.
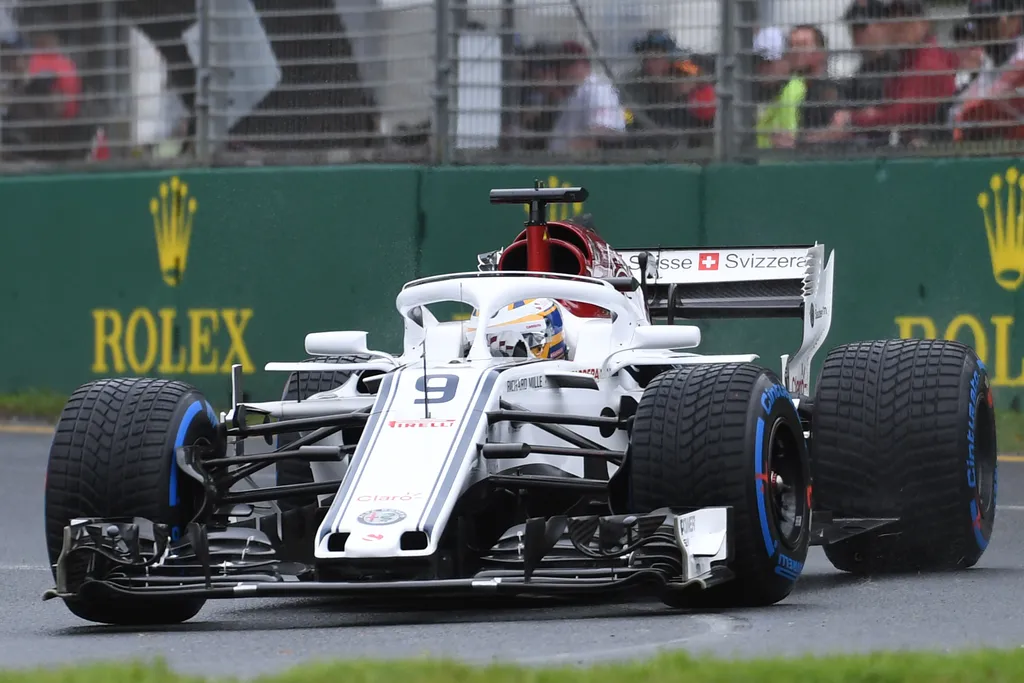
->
[[698, 252, 719, 271]]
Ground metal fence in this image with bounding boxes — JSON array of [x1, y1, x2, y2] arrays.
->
[[0, 0, 1018, 170]]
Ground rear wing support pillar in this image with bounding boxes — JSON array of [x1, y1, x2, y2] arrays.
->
[[488, 183, 589, 273]]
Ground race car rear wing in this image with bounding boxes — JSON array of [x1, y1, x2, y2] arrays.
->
[[617, 245, 822, 321], [618, 244, 835, 396]]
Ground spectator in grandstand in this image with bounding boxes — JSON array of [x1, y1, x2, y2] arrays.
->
[[949, 0, 1024, 142], [827, 0, 957, 147], [836, 0, 902, 147], [25, 31, 81, 122], [619, 30, 716, 150], [547, 40, 626, 154], [786, 23, 840, 145], [931, 19, 991, 131], [0, 34, 25, 74], [511, 41, 565, 150], [752, 26, 792, 104], [951, 19, 991, 94], [753, 26, 806, 149], [1, 29, 85, 161], [0, 34, 26, 102]]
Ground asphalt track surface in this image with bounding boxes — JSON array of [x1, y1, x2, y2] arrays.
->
[[3, 429, 1024, 678]]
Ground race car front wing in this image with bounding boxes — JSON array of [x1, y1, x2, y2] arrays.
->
[[42, 507, 896, 605]]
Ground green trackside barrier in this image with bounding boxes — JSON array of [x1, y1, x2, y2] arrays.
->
[[0, 165, 422, 405], [701, 156, 1024, 409], [417, 165, 703, 275], [3, 158, 1024, 413]]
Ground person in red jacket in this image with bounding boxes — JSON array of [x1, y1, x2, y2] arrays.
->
[[828, 0, 958, 145], [24, 31, 81, 121], [621, 30, 718, 150], [950, 0, 1024, 142]]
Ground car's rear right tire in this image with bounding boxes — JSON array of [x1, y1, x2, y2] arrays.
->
[[810, 339, 997, 574], [628, 362, 812, 608]]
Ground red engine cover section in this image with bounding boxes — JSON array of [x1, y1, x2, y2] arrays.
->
[[496, 219, 631, 318]]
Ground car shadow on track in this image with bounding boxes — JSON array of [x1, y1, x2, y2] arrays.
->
[[47, 566, 1022, 637], [45, 592, 817, 636], [50, 594, 782, 636]]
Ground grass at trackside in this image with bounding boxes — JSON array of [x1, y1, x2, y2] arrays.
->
[[5, 650, 1024, 683], [996, 409, 1024, 453], [0, 389, 67, 422], [5, 388, 1024, 452], [0, 390, 262, 427]]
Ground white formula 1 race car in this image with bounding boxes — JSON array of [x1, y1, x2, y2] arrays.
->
[[43, 184, 998, 625]]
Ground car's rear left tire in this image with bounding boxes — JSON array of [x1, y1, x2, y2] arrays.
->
[[44, 378, 218, 625], [628, 362, 812, 608], [810, 338, 997, 574]]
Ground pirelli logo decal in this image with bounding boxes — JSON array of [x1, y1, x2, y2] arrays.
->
[[387, 419, 456, 428]]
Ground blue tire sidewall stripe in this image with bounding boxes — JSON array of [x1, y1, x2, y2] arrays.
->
[[169, 398, 217, 541], [170, 400, 204, 508], [754, 417, 775, 558], [755, 381, 807, 584], [968, 357, 994, 552]]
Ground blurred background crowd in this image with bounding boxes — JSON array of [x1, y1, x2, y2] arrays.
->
[[0, 0, 1018, 166], [508, 0, 1024, 157]]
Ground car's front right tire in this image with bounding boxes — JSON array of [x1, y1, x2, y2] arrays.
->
[[628, 362, 812, 608]]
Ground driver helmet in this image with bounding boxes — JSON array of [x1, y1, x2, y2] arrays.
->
[[464, 298, 567, 359]]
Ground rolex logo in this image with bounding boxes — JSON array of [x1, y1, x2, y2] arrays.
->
[[978, 167, 1024, 292], [150, 175, 197, 287]]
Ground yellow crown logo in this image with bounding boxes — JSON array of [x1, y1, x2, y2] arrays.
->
[[978, 167, 1024, 292], [523, 175, 584, 222], [150, 175, 197, 287]]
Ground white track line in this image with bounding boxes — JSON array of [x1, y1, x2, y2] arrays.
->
[[0, 424, 53, 435], [511, 614, 740, 665], [0, 564, 48, 571]]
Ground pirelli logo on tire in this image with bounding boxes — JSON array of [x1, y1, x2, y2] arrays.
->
[[90, 176, 255, 377]]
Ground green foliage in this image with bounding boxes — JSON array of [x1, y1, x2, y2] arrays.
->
[[6, 650, 1024, 683]]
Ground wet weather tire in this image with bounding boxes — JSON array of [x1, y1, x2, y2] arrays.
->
[[276, 355, 373, 509], [629, 362, 812, 608], [43, 378, 219, 625], [810, 339, 997, 574]]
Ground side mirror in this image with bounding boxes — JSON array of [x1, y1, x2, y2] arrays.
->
[[305, 331, 370, 356], [630, 325, 701, 350]]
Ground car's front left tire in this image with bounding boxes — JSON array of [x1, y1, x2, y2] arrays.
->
[[44, 377, 218, 625]]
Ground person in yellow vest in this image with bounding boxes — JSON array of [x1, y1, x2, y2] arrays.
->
[[753, 27, 807, 149]]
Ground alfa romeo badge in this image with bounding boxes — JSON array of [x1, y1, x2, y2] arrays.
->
[[356, 508, 407, 525]]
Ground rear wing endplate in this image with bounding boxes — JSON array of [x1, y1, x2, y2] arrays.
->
[[617, 244, 835, 397]]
